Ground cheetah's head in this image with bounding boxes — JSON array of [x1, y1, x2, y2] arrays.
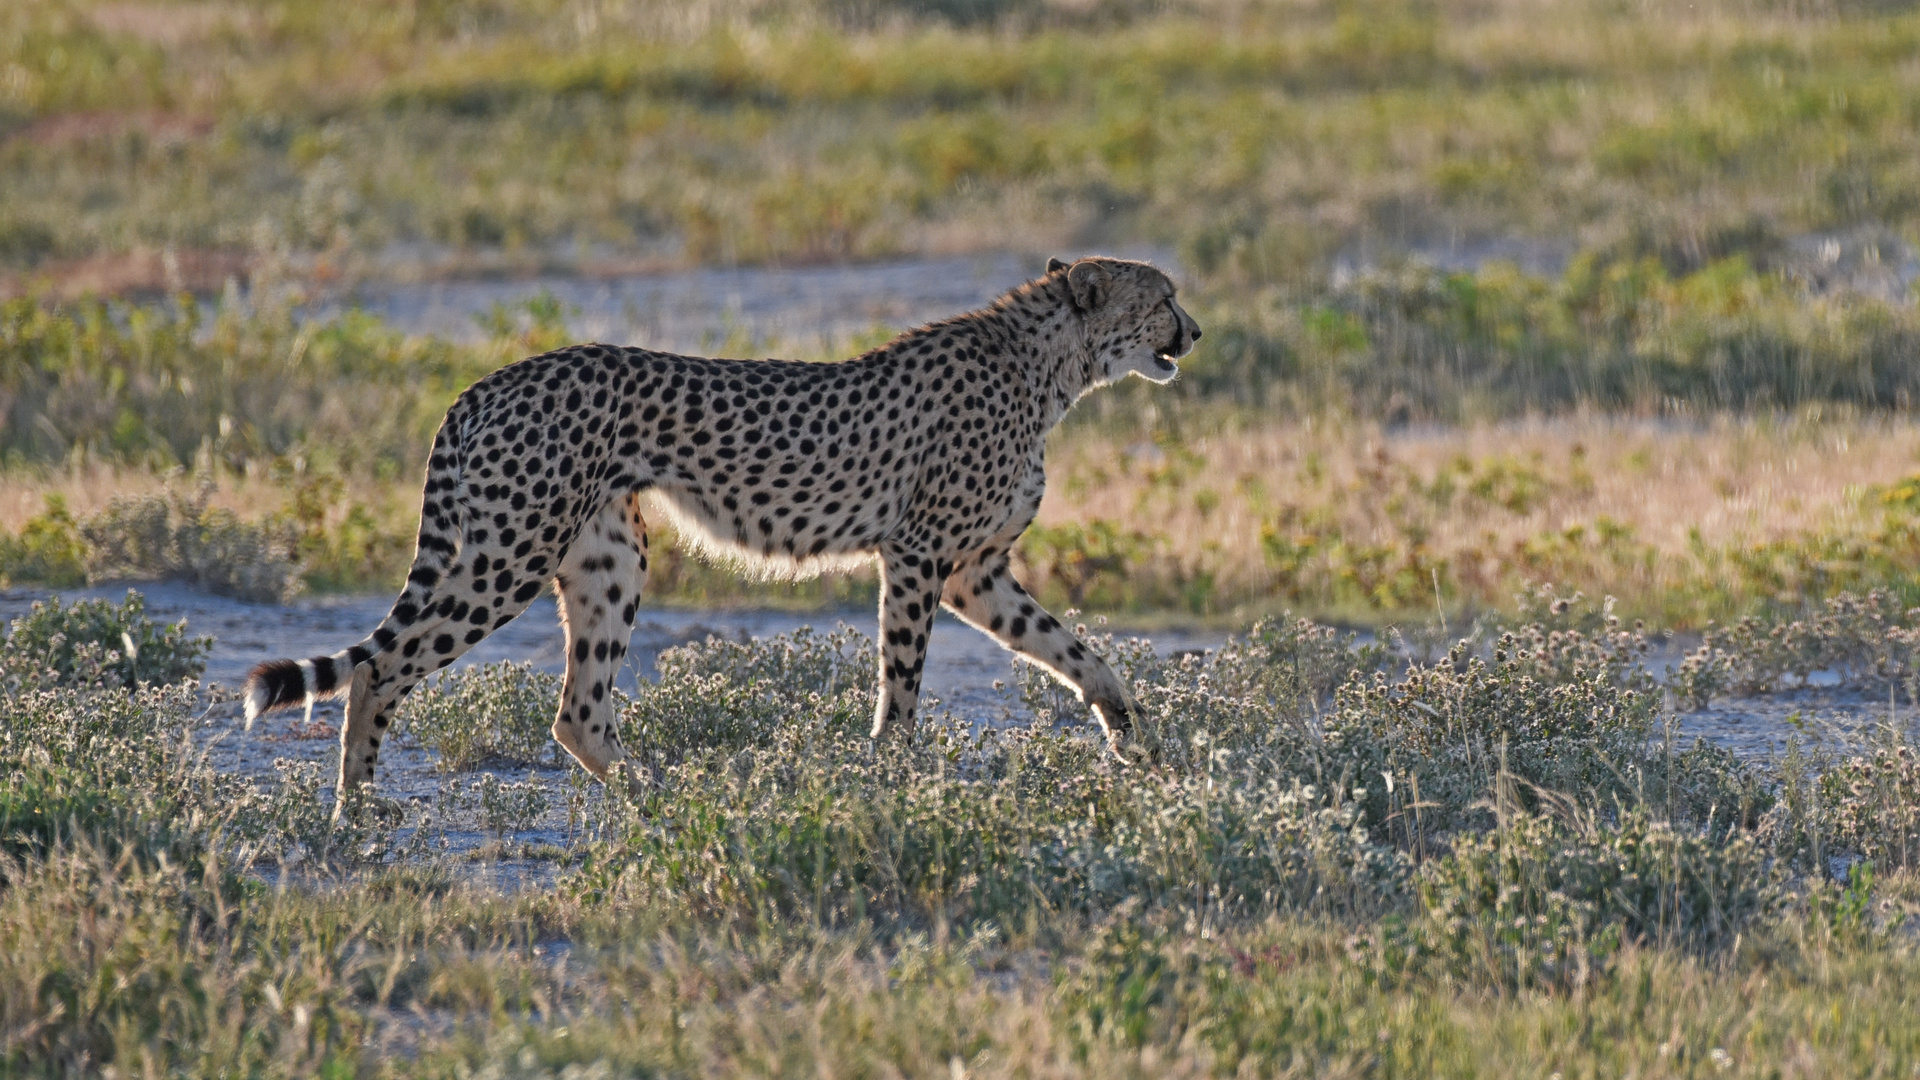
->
[[1048, 256, 1201, 386]]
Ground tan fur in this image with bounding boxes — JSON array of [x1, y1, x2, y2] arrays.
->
[[243, 256, 1201, 795]]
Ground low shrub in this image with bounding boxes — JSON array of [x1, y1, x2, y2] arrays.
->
[[619, 623, 874, 766], [573, 623, 1417, 928], [1673, 588, 1920, 706], [0, 494, 87, 588], [0, 683, 263, 865], [446, 773, 553, 839], [1375, 806, 1777, 993], [0, 590, 209, 693], [81, 487, 303, 603], [576, 715, 1402, 929], [394, 661, 565, 771], [1324, 639, 1659, 838], [1820, 728, 1920, 874], [0, 617, 411, 869]]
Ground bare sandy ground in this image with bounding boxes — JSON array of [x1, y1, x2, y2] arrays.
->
[[297, 247, 1182, 354]]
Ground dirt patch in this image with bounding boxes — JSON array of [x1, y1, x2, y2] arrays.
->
[[87, 3, 264, 47], [7, 111, 215, 150], [0, 247, 253, 300], [262, 719, 339, 742]]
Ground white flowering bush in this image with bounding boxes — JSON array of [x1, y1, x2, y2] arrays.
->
[[0, 590, 209, 694], [1373, 806, 1777, 992], [618, 623, 874, 766], [395, 661, 566, 770], [1673, 588, 1920, 705], [570, 621, 1406, 927]]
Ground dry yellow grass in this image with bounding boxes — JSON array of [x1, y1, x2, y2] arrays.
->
[[1048, 415, 1920, 561], [1035, 414, 1920, 618], [10, 415, 1920, 622], [0, 467, 310, 534]]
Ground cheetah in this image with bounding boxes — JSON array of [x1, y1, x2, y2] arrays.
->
[[243, 256, 1201, 797]]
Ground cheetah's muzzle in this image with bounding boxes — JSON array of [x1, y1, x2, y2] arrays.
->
[[243, 255, 1199, 797]]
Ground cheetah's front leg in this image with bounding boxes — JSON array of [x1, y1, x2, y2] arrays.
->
[[941, 549, 1142, 754], [870, 544, 949, 740]]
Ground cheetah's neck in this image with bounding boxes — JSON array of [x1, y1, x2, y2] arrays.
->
[[971, 275, 1097, 429]]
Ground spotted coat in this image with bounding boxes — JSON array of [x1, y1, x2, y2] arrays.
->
[[243, 256, 1202, 797]]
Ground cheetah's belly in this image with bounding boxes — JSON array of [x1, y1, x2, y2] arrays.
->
[[647, 480, 907, 579]]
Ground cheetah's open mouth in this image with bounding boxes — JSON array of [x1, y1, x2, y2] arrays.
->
[[1153, 327, 1188, 372]]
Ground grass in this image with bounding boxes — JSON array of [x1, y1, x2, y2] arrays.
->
[[1155, 254, 1920, 420], [9, 268, 1920, 623], [1033, 411, 1920, 625], [4, 0, 1919, 626], [9, 1, 1920, 1071], [3, 0, 1920, 287], [15, 395, 1920, 626], [6, 588, 1920, 1075]]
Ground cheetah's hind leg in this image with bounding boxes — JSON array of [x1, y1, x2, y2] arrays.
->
[[551, 493, 650, 783], [335, 545, 552, 798], [331, 660, 378, 821], [870, 542, 949, 740]]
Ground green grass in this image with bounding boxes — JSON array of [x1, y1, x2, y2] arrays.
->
[[1, 0, 1918, 279], [7, 590, 1920, 1075], [1150, 253, 1920, 421]]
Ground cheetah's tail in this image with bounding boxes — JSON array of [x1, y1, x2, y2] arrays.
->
[[242, 641, 380, 726], [241, 397, 476, 728]]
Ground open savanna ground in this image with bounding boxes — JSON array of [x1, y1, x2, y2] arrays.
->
[[8, 586, 1920, 1076], [5, 0, 1920, 624], [9, 1, 1920, 1073]]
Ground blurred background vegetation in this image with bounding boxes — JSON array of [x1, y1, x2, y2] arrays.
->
[[4, 0, 1920, 624]]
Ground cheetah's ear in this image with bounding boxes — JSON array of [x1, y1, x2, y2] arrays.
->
[[1046, 256, 1070, 275], [1067, 259, 1110, 312]]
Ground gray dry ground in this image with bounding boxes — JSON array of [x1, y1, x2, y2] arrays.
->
[[302, 228, 1918, 353], [299, 247, 1182, 353]]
